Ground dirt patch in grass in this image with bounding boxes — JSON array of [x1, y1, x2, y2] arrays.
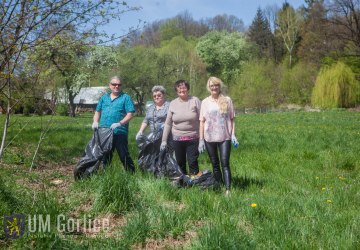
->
[[162, 201, 186, 211], [132, 233, 193, 250], [237, 218, 253, 235], [36, 164, 74, 181], [12, 163, 75, 191], [348, 105, 360, 112], [72, 214, 128, 238], [68, 198, 93, 218], [132, 220, 205, 250]]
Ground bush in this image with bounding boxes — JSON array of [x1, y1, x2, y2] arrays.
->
[[279, 61, 318, 105], [55, 104, 69, 116], [312, 61, 360, 108], [234, 59, 276, 108]]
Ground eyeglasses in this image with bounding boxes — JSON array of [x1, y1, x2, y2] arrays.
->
[[153, 94, 163, 98], [110, 83, 122, 87]]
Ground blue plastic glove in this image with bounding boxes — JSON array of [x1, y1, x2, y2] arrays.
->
[[160, 141, 167, 151], [231, 134, 239, 148], [110, 122, 121, 130], [91, 121, 99, 130], [198, 139, 205, 154]]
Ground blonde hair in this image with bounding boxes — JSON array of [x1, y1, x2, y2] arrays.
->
[[207, 77, 228, 114]]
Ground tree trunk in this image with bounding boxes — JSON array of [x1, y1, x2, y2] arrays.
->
[[69, 94, 76, 117], [0, 102, 10, 160]]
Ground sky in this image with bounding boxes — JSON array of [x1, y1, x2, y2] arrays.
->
[[102, 0, 306, 39]]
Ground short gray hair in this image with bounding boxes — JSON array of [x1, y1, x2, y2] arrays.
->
[[152, 85, 166, 95], [109, 75, 121, 83]]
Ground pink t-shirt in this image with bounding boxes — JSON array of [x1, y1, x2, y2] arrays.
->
[[199, 96, 235, 142]]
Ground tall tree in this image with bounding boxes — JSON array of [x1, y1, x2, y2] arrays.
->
[[276, 4, 304, 67], [31, 34, 118, 117], [196, 31, 253, 85], [248, 8, 275, 59], [125, 11, 209, 47], [0, 0, 137, 159], [297, 0, 331, 65], [206, 14, 245, 32], [264, 4, 280, 32], [175, 11, 209, 38], [117, 45, 159, 115], [327, 0, 360, 56], [156, 36, 207, 98]]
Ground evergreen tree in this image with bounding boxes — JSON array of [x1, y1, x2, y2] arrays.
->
[[248, 7, 275, 59]]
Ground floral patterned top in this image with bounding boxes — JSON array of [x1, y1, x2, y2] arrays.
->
[[199, 96, 235, 142], [143, 101, 170, 132]]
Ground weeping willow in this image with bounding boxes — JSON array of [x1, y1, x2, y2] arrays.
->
[[312, 61, 360, 108]]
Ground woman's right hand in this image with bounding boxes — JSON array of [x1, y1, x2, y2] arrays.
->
[[160, 141, 167, 151], [136, 131, 143, 140], [198, 139, 205, 153]]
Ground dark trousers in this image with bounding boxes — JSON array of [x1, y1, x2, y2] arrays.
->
[[205, 140, 231, 190], [103, 133, 135, 173], [173, 139, 199, 175]]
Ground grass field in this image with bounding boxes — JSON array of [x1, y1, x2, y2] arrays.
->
[[0, 111, 359, 249]]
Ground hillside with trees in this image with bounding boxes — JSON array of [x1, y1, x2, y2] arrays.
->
[[1, 0, 360, 117]]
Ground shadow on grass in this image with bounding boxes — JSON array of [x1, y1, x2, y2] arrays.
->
[[232, 176, 265, 190]]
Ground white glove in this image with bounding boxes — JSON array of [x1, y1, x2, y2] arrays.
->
[[92, 121, 99, 130], [160, 141, 167, 151], [110, 122, 122, 130], [198, 139, 205, 154], [136, 131, 143, 140], [231, 134, 239, 147]]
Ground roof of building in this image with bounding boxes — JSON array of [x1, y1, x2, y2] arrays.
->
[[73, 87, 108, 104], [44, 87, 108, 104]]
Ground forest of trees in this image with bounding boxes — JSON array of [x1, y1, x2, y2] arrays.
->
[[1, 0, 360, 118]]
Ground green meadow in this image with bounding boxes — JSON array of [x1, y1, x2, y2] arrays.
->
[[0, 111, 359, 249]]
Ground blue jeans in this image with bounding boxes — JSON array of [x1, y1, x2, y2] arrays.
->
[[103, 133, 135, 173], [205, 140, 231, 190]]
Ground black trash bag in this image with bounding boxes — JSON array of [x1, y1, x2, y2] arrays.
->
[[136, 129, 162, 174], [182, 170, 218, 189], [74, 128, 113, 180], [137, 131, 216, 189], [155, 149, 183, 181], [137, 130, 183, 182]]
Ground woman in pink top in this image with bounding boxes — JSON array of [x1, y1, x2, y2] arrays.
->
[[198, 77, 239, 195], [161, 80, 201, 177]]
